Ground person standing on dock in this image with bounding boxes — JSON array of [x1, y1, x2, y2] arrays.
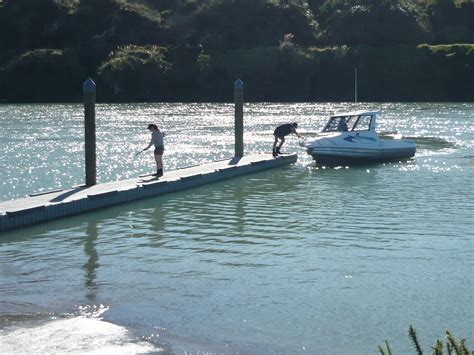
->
[[272, 122, 301, 157], [142, 123, 165, 177]]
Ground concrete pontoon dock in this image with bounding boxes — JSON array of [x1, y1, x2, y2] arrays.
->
[[0, 153, 297, 232]]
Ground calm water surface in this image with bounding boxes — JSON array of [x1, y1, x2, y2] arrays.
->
[[0, 103, 473, 354]]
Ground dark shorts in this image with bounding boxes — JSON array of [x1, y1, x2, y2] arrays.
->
[[154, 146, 164, 155]]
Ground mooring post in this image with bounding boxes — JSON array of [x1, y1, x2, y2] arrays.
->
[[83, 78, 96, 186], [234, 79, 244, 157]]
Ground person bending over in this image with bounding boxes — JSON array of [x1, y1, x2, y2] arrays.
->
[[273, 122, 301, 157]]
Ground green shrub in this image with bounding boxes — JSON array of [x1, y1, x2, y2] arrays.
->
[[97, 45, 171, 101], [0, 48, 85, 102], [99, 45, 170, 72]]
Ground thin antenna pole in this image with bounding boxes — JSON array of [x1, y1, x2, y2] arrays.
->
[[354, 67, 358, 103]]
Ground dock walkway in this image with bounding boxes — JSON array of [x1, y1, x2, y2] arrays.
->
[[0, 153, 297, 232]]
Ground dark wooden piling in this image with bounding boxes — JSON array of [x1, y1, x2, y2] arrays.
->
[[83, 78, 96, 186], [234, 79, 244, 157]]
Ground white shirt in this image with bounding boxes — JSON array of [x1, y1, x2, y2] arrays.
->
[[151, 130, 164, 148]]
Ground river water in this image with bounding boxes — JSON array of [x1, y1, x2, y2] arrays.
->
[[0, 103, 473, 354]]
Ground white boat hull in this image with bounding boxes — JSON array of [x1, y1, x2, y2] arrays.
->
[[307, 144, 416, 165], [303, 132, 416, 166]]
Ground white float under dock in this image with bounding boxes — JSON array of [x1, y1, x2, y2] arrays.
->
[[0, 153, 297, 232]]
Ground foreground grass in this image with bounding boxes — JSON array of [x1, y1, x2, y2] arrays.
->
[[379, 325, 473, 355]]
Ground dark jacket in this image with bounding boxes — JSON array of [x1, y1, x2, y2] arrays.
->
[[274, 123, 296, 137]]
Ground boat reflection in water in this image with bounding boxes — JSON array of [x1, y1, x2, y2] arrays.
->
[[300, 110, 416, 166]]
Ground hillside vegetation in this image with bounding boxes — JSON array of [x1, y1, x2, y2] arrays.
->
[[0, 0, 472, 102]]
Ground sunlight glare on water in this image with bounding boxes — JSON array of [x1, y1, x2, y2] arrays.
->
[[0, 102, 473, 354]]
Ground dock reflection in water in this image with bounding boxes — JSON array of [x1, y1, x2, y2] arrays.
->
[[84, 221, 99, 302]]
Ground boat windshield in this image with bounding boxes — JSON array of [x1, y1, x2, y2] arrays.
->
[[322, 114, 373, 132], [323, 115, 355, 132], [352, 114, 373, 131]]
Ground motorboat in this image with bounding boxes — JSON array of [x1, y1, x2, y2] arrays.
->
[[300, 110, 416, 166]]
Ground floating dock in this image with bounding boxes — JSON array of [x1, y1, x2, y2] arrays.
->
[[0, 153, 297, 232]]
